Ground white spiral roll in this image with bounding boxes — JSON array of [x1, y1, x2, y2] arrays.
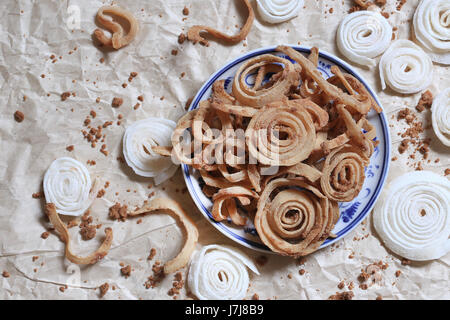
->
[[431, 88, 450, 147], [413, 0, 450, 65], [256, 0, 303, 24], [379, 40, 433, 94], [43, 157, 94, 216], [123, 117, 177, 185], [373, 171, 450, 261], [188, 245, 259, 300], [337, 11, 392, 67]]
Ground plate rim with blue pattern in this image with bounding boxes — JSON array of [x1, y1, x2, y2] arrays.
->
[[182, 45, 391, 254]]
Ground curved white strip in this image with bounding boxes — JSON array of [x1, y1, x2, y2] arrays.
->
[[337, 11, 392, 67], [413, 0, 450, 65], [188, 245, 259, 300], [43, 157, 94, 216], [373, 171, 450, 261], [123, 117, 177, 184], [379, 40, 433, 94], [431, 88, 450, 146], [256, 0, 303, 24]]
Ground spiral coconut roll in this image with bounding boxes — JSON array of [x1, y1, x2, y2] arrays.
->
[[188, 245, 259, 300], [431, 88, 450, 147], [254, 178, 340, 257], [256, 0, 304, 24], [320, 144, 370, 202], [43, 157, 96, 216], [337, 10, 392, 67], [379, 40, 433, 94], [373, 171, 450, 261], [413, 0, 450, 65], [245, 99, 316, 166]]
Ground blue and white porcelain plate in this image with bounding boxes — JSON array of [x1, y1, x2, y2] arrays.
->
[[182, 45, 391, 254]]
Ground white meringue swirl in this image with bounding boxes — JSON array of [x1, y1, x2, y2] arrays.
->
[[379, 40, 433, 94], [187, 245, 259, 300], [256, 0, 303, 24], [373, 171, 450, 261], [337, 11, 392, 67], [43, 157, 94, 216], [123, 117, 177, 185], [431, 88, 450, 146], [413, 0, 450, 65]]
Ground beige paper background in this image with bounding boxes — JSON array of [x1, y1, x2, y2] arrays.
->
[[0, 0, 448, 300]]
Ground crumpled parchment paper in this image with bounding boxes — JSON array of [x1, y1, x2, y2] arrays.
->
[[0, 0, 448, 300]]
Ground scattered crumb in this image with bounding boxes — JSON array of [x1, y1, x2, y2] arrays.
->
[[61, 92, 71, 101], [14, 110, 24, 123], [112, 97, 123, 108], [415, 90, 433, 113], [41, 231, 49, 239], [2, 271, 10, 278], [148, 248, 157, 261], [66, 145, 74, 152], [328, 291, 354, 300], [109, 203, 128, 222], [32, 192, 44, 199], [182, 6, 189, 16], [99, 283, 109, 297], [121, 265, 132, 278], [178, 33, 186, 44]]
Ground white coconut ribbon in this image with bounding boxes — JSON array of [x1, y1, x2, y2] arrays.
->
[[43, 157, 95, 216], [413, 0, 450, 65], [373, 171, 450, 261], [256, 0, 303, 24], [337, 10, 392, 67], [188, 245, 259, 300], [123, 117, 177, 185], [379, 40, 433, 94], [431, 88, 450, 147]]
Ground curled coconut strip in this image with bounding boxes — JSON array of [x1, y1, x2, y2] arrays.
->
[[320, 144, 369, 202], [337, 10, 392, 67], [232, 54, 301, 107], [245, 99, 316, 166], [94, 6, 139, 49], [277, 45, 374, 114], [413, 0, 450, 65], [187, 244, 259, 300], [431, 88, 450, 147], [256, 0, 304, 24], [44, 203, 113, 265], [123, 198, 199, 274], [373, 171, 450, 261], [379, 40, 433, 94], [43, 157, 96, 217], [212, 187, 259, 225], [187, 0, 254, 46], [254, 178, 340, 257]]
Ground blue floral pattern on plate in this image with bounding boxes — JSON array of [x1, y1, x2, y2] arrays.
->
[[182, 46, 391, 254]]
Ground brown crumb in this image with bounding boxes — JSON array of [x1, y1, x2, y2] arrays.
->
[[99, 57, 105, 63], [415, 90, 433, 113], [396, 0, 407, 11], [133, 103, 141, 110], [445, 169, 450, 176], [41, 231, 49, 239], [182, 6, 189, 16], [66, 145, 74, 152], [328, 291, 354, 300], [40, 74, 45, 78], [59, 286, 66, 293], [99, 282, 109, 298], [122, 83, 128, 88], [109, 203, 128, 222], [80, 223, 96, 241], [171, 49, 178, 56], [96, 97, 101, 103], [381, 12, 389, 19], [32, 192, 44, 199], [147, 248, 157, 261], [252, 293, 260, 300], [121, 265, 132, 278], [358, 271, 371, 283], [376, 295, 383, 300], [337, 281, 345, 289], [61, 92, 71, 101], [299, 269, 306, 275], [32, 256, 39, 262], [96, 189, 105, 198], [178, 33, 186, 44], [14, 110, 24, 123], [137, 95, 144, 102], [395, 270, 402, 277], [359, 283, 368, 290], [67, 220, 78, 229], [2, 271, 10, 278], [130, 72, 138, 78], [112, 97, 123, 108]]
